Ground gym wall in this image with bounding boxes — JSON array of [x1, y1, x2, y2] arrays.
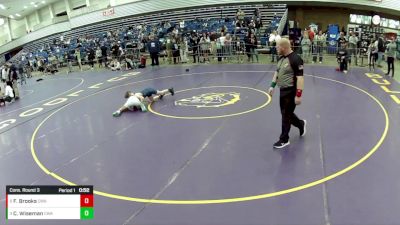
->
[[288, 6, 400, 32]]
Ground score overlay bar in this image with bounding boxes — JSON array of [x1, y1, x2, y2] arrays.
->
[[6, 186, 94, 220]]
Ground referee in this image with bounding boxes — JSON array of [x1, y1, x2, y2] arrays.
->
[[268, 38, 306, 149]]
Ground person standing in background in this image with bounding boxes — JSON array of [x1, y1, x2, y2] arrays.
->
[[190, 33, 200, 64], [385, 38, 397, 77], [337, 42, 349, 74], [377, 35, 385, 68], [248, 33, 259, 63], [96, 47, 102, 68], [301, 31, 312, 63], [147, 35, 161, 66], [312, 31, 326, 63], [88, 48, 95, 70], [337, 32, 347, 49], [269, 30, 281, 63], [308, 27, 315, 43], [100, 44, 108, 67], [348, 31, 359, 66], [75, 47, 82, 71]]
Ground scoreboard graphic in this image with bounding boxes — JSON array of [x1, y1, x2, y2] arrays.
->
[[6, 186, 94, 220]]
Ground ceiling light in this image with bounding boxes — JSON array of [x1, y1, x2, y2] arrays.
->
[[9, 15, 14, 19], [34, 5, 38, 7], [15, 13, 21, 17], [0, 4, 6, 9], [24, 6, 27, 9], [42, 0, 46, 3], [31, 2, 35, 4]]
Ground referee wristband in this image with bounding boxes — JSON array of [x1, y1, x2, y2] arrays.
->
[[270, 82, 277, 88], [296, 89, 303, 97]]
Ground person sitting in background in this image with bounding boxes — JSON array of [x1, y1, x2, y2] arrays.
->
[[236, 8, 245, 23], [0, 87, 5, 106], [139, 54, 146, 68], [125, 56, 137, 70], [109, 59, 121, 71], [4, 81, 15, 103]]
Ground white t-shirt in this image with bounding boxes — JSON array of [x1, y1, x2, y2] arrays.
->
[[124, 95, 141, 110], [5, 85, 14, 98], [1, 68, 7, 80], [269, 34, 281, 43], [115, 61, 121, 70], [219, 36, 226, 46]]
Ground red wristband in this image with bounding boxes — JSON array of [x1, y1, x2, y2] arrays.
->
[[296, 89, 302, 97]]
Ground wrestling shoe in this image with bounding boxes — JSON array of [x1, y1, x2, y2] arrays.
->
[[169, 87, 175, 96], [113, 111, 121, 117], [299, 120, 307, 137], [273, 140, 290, 149]]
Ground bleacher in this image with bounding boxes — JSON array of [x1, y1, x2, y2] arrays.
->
[[23, 4, 286, 58]]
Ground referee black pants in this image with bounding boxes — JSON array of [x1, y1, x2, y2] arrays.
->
[[150, 52, 159, 66], [279, 89, 303, 142]]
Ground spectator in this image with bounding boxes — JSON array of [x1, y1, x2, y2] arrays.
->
[[109, 59, 121, 71], [200, 33, 211, 63], [190, 33, 200, 63], [237, 8, 245, 22], [269, 30, 281, 62], [1, 65, 8, 82], [337, 32, 347, 49], [101, 45, 108, 67], [308, 27, 315, 42], [75, 47, 82, 71], [224, 33, 232, 61], [216, 35, 223, 62], [0, 87, 5, 106], [147, 35, 161, 66], [180, 36, 189, 63], [166, 37, 173, 64], [377, 35, 385, 68], [348, 31, 359, 65], [172, 38, 180, 64], [248, 33, 259, 62], [224, 15, 230, 23], [125, 55, 136, 70], [301, 31, 312, 63], [255, 17, 262, 35], [312, 31, 326, 63], [385, 38, 397, 77], [111, 42, 119, 59], [337, 42, 349, 74], [88, 48, 96, 69], [95, 47, 102, 67], [3, 81, 14, 103], [139, 54, 146, 68]]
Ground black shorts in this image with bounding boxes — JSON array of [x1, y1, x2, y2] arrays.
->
[[141, 88, 157, 97]]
